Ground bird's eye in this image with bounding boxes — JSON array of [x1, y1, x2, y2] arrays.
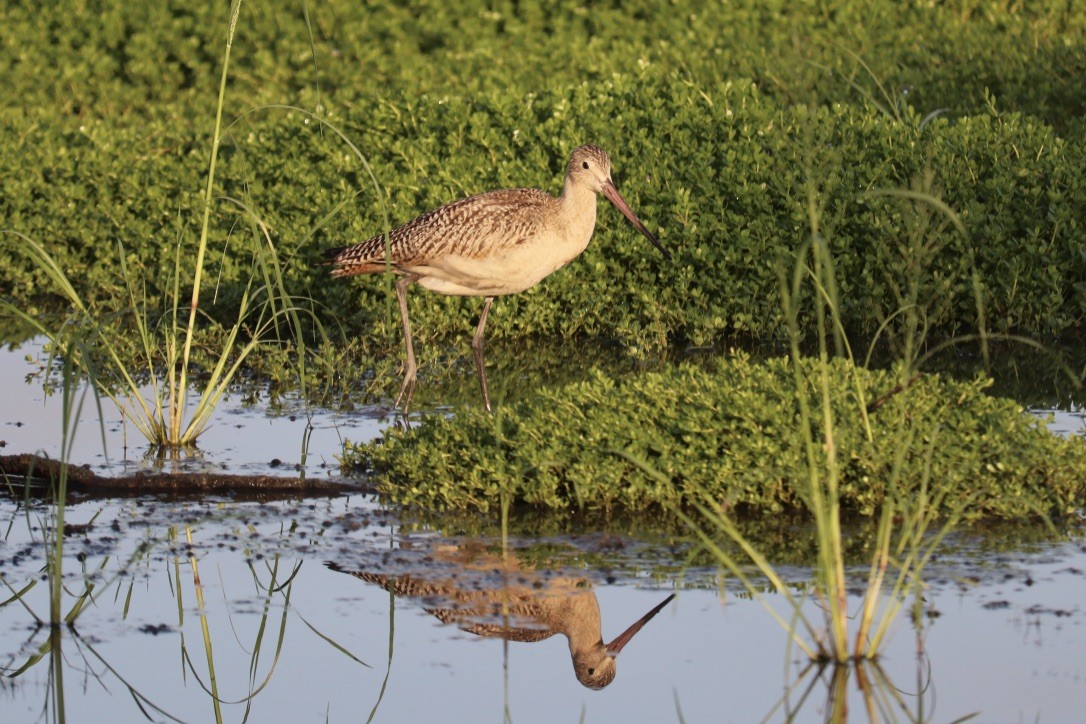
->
[[588, 668, 595, 675], [582, 161, 590, 169]]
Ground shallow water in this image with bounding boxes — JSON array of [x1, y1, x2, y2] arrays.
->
[[2, 496, 1086, 723], [2, 338, 1086, 722], [0, 337, 385, 478]]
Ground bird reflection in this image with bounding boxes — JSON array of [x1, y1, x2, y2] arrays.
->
[[326, 544, 674, 689]]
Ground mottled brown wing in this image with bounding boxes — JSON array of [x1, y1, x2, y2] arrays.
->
[[450, 620, 556, 643], [324, 565, 453, 598], [323, 188, 550, 277], [425, 603, 555, 642]]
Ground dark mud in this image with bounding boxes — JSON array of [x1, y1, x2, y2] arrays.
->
[[0, 453, 373, 498]]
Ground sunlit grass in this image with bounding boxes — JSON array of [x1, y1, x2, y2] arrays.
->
[[0, 0, 372, 451], [624, 162, 986, 665]]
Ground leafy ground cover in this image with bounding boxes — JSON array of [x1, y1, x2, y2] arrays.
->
[[2, 4, 1085, 672], [3, 1, 1085, 129], [2, 1, 1085, 508], [2, 1, 1085, 358], [3, 82, 1085, 355], [345, 353, 1086, 518]]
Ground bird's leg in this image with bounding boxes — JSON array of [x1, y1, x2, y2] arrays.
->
[[394, 274, 420, 414], [472, 297, 494, 412]]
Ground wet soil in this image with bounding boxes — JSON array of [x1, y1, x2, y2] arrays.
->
[[0, 452, 373, 498]]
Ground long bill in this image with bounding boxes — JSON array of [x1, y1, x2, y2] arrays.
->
[[602, 180, 671, 260], [605, 593, 676, 655]]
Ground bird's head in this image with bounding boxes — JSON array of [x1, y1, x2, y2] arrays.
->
[[567, 144, 614, 194], [572, 593, 677, 690], [574, 647, 619, 690], [566, 144, 671, 260]]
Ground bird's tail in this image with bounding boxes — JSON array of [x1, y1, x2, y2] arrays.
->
[[319, 244, 349, 266], [320, 244, 390, 277]]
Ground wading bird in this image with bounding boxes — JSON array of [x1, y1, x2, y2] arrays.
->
[[324, 145, 669, 413], [327, 546, 675, 689]]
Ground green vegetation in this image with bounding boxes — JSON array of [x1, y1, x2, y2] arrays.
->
[[6, 0, 1086, 695], [3, 1, 1085, 128], [1, 0, 328, 448], [1, 1, 1085, 364], [3, 1, 1086, 515], [3, 81, 1084, 353], [346, 354, 1086, 520], [668, 233, 959, 664]]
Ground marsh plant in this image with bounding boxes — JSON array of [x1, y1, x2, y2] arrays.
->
[[5, 3, 1086, 355], [2, 0, 328, 450], [673, 176, 977, 663], [0, 347, 160, 722]]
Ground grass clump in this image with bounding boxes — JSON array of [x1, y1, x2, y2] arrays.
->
[[344, 354, 1086, 520]]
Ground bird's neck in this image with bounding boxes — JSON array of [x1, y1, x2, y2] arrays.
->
[[557, 181, 598, 251], [560, 176, 597, 206], [554, 591, 605, 651]]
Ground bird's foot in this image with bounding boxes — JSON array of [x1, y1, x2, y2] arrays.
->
[[395, 377, 415, 413]]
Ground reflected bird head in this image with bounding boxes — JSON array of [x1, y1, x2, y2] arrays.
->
[[576, 651, 619, 690], [575, 593, 676, 690]]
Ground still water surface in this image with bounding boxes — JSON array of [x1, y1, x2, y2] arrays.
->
[[2, 339, 1085, 722]]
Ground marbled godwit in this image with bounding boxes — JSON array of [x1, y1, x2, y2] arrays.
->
[[324, 145, 669, 413], [327, 547, 675, 689]]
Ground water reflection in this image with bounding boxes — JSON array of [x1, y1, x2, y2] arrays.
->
[[763, 656, 952, 723], [3, 494, 1084, 722], [327, 543, 675, 689]]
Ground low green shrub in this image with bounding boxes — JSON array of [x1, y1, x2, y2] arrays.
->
[[3, 2, 1085, 383], [3, 80, 1084, 353], [3, 1, 1084, 130], [345, 353, 1086, 520]]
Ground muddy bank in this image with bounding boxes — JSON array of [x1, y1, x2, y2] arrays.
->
[[0, 453, 372, 499]]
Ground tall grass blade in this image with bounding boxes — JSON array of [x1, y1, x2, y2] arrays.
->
[[177, 0, 245, 441], [187, 526, 224, 724]]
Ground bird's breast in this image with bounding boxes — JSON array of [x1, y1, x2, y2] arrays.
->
[[412, 212, 598, 297]]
